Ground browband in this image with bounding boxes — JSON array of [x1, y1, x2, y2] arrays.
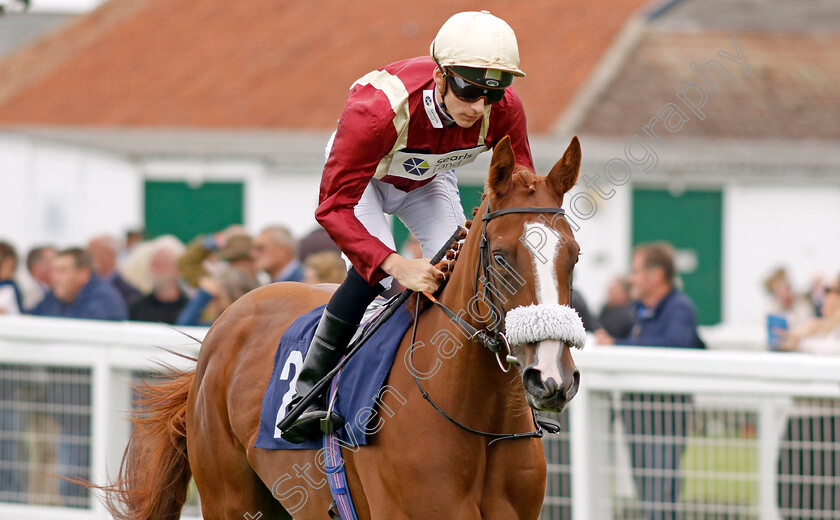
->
[[482, 207, 565, 221]]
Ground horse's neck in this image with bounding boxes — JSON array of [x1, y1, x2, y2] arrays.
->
[[416, 304, 530, 433], [413, 255, 531, 430]]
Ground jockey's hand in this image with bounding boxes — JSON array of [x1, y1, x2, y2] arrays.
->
[[381, 253, 444, 293]]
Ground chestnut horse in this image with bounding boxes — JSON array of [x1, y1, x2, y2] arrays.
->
[[103, 136, 583, 519]]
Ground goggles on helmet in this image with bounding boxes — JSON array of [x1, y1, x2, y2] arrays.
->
[[444, 68, 508, 104]]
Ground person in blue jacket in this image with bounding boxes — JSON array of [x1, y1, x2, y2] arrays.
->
[[596, 242, 704, 520], [30, 248, 127, 321], [27, 247, 126, 502]]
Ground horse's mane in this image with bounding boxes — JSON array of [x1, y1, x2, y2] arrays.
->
[[406, 219, 470, 315]]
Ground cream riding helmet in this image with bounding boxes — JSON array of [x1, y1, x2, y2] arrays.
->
[[431, 11, 525, 105]]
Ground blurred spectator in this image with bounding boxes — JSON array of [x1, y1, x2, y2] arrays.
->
[[119, 228, 145, 267], [0, 241, 22, 315], [779, 273, 840, 354], [806, 273, 828, 317], [595, 242, 704, 520], [87, 235, 141, 306], [20, 245, 56, 310], [30, 248, 127, 321], [764, 267, 814, 348], [298, 227, 340, 261], [252, 225, 304, 283], [598, 276, 636, 338], [125, 228, 144, 250], [303, 250, 348, 284], [119, 235, 184, 294], [596, 242, 704, 349], [220, 234, 256, 277], [129, 243, 189, 324], [178, 225, 248, 288], [775, 272, 840, 518], [176, 265, 259, 326]]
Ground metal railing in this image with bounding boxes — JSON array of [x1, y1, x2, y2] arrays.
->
[[1, 315, 839, 519], [0, 315, 204, 520]]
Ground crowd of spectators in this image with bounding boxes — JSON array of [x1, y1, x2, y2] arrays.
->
[[0, 223, 346, 326]]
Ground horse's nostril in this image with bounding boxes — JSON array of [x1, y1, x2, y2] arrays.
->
[[522, 367, 548, 397], [566, 370, 581, 400]]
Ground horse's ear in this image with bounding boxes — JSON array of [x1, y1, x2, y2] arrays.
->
[[547, 136, 581, 196], [488, 135, 516, 197]]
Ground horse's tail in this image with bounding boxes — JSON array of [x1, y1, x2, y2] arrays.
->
[[101, 365, 195, 520]]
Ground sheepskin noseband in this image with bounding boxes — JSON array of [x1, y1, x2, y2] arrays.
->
[[505, 303, 586, 349]]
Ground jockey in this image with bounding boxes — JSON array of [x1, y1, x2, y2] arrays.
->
[[282, 10, 535, 443]]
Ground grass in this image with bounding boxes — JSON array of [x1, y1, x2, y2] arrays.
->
[[681, 435, 759, 506]]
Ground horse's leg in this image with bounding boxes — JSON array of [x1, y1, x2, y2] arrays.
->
[[189, 408, 290, 520], [247, 448, 343, 519], [479, 439, 546, 520], [347, 442, 485, 520]]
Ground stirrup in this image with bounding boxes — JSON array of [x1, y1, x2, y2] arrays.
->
[[281, 408, 345, 444]]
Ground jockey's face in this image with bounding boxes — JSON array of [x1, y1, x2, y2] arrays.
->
[[433, 67, 487, 129]]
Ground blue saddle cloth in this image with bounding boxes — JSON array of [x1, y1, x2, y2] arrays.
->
[[254, 302, 413, 450]]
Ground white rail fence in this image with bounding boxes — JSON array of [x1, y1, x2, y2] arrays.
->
[[1, 315, 838, 520]]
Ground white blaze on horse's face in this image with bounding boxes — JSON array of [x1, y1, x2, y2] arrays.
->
[[511, 221, 583, 411], [527, 222, 563, 383]]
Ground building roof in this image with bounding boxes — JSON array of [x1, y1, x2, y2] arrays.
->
[[0, 0, 652, 134], [576, 30, 840, 140], [575, 0, 840, 140], [652, 0, 840, 33]]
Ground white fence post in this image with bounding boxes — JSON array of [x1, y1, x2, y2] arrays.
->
[[757, 399, 786, 520], [570, 382, 611, 520], [89, 358, 110, 519]]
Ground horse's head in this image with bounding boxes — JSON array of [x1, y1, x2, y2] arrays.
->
[[475, 136, 583, 412]]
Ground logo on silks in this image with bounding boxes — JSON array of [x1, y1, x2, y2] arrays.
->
[[424, 94, 433, 107], [402, 157, 430, 176]]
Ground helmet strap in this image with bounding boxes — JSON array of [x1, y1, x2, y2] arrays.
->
[[433, 61, 454, 120]]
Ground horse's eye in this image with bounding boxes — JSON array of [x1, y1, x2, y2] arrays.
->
[[493, 253, 505, 265]]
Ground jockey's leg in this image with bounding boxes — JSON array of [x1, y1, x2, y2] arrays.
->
[[280, 267, 384, 443], [282, 181, 397, 443]]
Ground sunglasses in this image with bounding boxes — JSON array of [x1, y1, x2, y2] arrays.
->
[[827, 286, 840, 294], [445, 72, 506, 104]]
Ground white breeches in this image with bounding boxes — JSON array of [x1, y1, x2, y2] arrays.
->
[[353, 172, 467, 288]]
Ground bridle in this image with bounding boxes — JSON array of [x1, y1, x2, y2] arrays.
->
[[410, 204, 569, 443], [476, 205, 568, 359]]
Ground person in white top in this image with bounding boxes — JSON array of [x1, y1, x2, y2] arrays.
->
[[779, 273, 840, 355], [776, 273, 840, 518]]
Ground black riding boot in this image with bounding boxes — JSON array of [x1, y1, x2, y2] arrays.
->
[[280, 309, 358, 443]]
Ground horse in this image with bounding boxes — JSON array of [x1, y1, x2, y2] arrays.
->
[[101, 135, 583, 520]]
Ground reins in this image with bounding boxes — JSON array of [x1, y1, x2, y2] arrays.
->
[[410, 204, 568, 444]]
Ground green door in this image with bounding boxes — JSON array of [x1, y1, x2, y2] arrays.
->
[[144, 181, 244, 243], [632, 188, 722, 325], [391, 183, 484, 253]]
